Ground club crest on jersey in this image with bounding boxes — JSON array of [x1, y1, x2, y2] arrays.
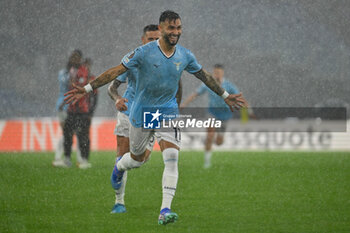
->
[[174, 62, 182, 71]]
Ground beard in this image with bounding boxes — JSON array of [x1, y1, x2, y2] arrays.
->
[[164, 33, 181, 46]]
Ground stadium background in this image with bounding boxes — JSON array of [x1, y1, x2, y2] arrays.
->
[[1, 0, 350, 118], [0, 0, 349, 152], [1, 2, 350, 233]]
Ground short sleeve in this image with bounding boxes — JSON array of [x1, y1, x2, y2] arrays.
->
[[196, 83, 207, 95], [116, 71, 128, 83], [185, 50, 202, 74], [121, 47, 143, 69]]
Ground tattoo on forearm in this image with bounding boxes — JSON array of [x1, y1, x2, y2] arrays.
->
[[194, 69, 224, 96], [108, 80, 122, 101], [91, 65, 125, 90]]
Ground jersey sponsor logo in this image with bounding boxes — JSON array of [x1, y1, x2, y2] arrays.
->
[[173, 62, 182, 71]]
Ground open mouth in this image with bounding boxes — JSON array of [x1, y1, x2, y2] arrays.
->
[[168, 35, 179, 44]]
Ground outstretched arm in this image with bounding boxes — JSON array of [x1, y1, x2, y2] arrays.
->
[[108, 79, 128, 112], [64, 64, 127, 105], [193, 69, 247, 111], [194, 69, 224, 96]]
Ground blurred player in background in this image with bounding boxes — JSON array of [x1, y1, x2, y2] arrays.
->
[[181, 64, 243, 168], [64, 10, 247, 225], [53, 49, 83, 167], [107, 24, 162, 213], [84, 58, 98, 121], [63, 58, 98, 169]]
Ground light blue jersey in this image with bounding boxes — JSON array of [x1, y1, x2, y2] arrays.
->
[[56, 69, 70, 111], [122, 40, 202, 127], [116, 69, 137, 116], [197, 79, 239, 121]]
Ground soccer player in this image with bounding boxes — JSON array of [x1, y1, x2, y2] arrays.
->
[[181, 64, 240, 168], [107, 24, 164, 213], [53, 49, 83, 167], [64, 60, 98, 169], [65, 10, 247, 225]]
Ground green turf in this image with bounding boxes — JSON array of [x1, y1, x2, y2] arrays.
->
[[1, 151, 349, 233]]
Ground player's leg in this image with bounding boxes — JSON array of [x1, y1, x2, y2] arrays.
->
[[62, 113, 74, 167], [112, 135, 129, 205], [215, 120, 226, 146], [112, 125, 153, 190], [156, 128, 181, 225], [204, 127, 215, 168], [111, 112, 130, 213], [53, 136, 65, 166], [159, 140, 180, 212], [215, 134, 224, 145], [143, 136, 155, 162], [55, 121, 65, 161], [53, 112, 66, 166], [76, 114, 91, 169], [112, 133, 154, 212], [117, 136, 130, 157], [76, 143, 83, 165]]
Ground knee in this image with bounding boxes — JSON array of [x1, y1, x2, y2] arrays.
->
[[163, 148, 178, 160], [131, 152, 147, 162]]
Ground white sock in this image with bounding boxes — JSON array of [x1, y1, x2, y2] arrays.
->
[[204, 151, 212, 168], [161, 148, 179, 210], [117, 152, 143, 171], [55, 137, 64, 161], [115, 170, 127, 205]]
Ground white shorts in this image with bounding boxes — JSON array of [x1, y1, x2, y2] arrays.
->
[[129, 125, 181, 156], [114, 112, 130, 137]]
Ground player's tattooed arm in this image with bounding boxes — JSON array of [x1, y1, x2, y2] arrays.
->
[[64, 64, 127, 105], [90, 64, 127, 90], [193, 69, 224, 96], [108, 79, 128, 111], [194, 69, 247, 111], [175, 79, 183, 106], [108, 80, 123, 101]]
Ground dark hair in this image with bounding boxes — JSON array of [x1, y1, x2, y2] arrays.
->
[[66, 49, 83, 70], [159, 10, 181, 23], [143, 24, 159, 35], [73, 49, 82, 57], [214, 64, 224, 69]]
